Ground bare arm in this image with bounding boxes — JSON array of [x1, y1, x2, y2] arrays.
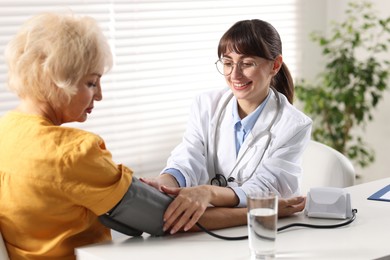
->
[[191, 207, 247, 231], [186, 196, 306, 232]]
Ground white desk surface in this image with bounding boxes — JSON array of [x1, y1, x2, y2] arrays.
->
[[76, 178, 390, 260]]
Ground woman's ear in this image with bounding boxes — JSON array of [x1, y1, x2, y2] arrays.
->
[[271, 55, 283, 76]]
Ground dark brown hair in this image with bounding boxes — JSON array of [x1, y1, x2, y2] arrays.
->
[[217, 19, 294, 104]]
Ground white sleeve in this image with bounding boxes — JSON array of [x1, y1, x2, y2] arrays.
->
[[161, 95, 210, 187]]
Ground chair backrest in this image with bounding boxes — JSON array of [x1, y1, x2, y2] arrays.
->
[[300, 140, 355, 195], [0, 232, 9, 260]]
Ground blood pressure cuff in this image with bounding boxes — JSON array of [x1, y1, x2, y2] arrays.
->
[[99, 177, 173, 237]]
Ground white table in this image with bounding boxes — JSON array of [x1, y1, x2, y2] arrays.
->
[[76, 178, 390, 260]]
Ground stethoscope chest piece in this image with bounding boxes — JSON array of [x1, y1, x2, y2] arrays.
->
[[210, 174, 228, 187], [211, 174, 238, 187]]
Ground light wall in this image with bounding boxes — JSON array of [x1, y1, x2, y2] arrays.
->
[[300, 0, 390, 183]]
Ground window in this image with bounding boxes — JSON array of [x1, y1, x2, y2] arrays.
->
[[0, 0, 302, 177]]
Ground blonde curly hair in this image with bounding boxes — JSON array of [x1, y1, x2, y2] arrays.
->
[[5, 12, 113, 106]]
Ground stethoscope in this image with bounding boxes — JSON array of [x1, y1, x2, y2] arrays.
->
[[210, 87, 281, 187]]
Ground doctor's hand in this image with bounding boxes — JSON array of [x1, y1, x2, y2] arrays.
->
[[140, 174, 179, 192], [161, 185, 213, 234], [278, 196, 306, 218]]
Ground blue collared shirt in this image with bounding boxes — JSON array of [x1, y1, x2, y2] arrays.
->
[[232, 95, 269, 156], [231, 93, 270, 207]]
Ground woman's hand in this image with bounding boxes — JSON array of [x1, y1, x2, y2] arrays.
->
[[278, 196, 306, 218], [161, 185, 213, 234], [140, 173, 179, 191]]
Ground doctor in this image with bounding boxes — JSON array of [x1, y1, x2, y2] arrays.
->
[[142, 19, 312, 234]]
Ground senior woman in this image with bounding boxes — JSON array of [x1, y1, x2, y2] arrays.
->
[[0, 13, 137, 260]]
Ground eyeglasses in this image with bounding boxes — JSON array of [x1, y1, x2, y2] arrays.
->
[[215, 58, 258, 76]]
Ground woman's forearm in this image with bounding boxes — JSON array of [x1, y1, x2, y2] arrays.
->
[[187, 196, 306, 232], [190, 207, 247, 231], [208, 185, 239, 207]]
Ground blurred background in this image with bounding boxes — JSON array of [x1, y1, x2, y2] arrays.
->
[[0, 0, 388, 184]]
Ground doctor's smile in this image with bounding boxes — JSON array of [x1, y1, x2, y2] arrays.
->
[[232, 81, 252, 90]]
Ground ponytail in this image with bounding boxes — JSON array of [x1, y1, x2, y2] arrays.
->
[[272, 62, 294, 104]]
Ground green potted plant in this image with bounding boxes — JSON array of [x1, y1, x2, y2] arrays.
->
[[295, 1, 390, 169]]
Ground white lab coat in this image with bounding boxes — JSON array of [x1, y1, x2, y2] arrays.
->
[[162, 87, 312, 198]]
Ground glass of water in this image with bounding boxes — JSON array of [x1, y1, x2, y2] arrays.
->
[[247, 191, 278, 259]]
